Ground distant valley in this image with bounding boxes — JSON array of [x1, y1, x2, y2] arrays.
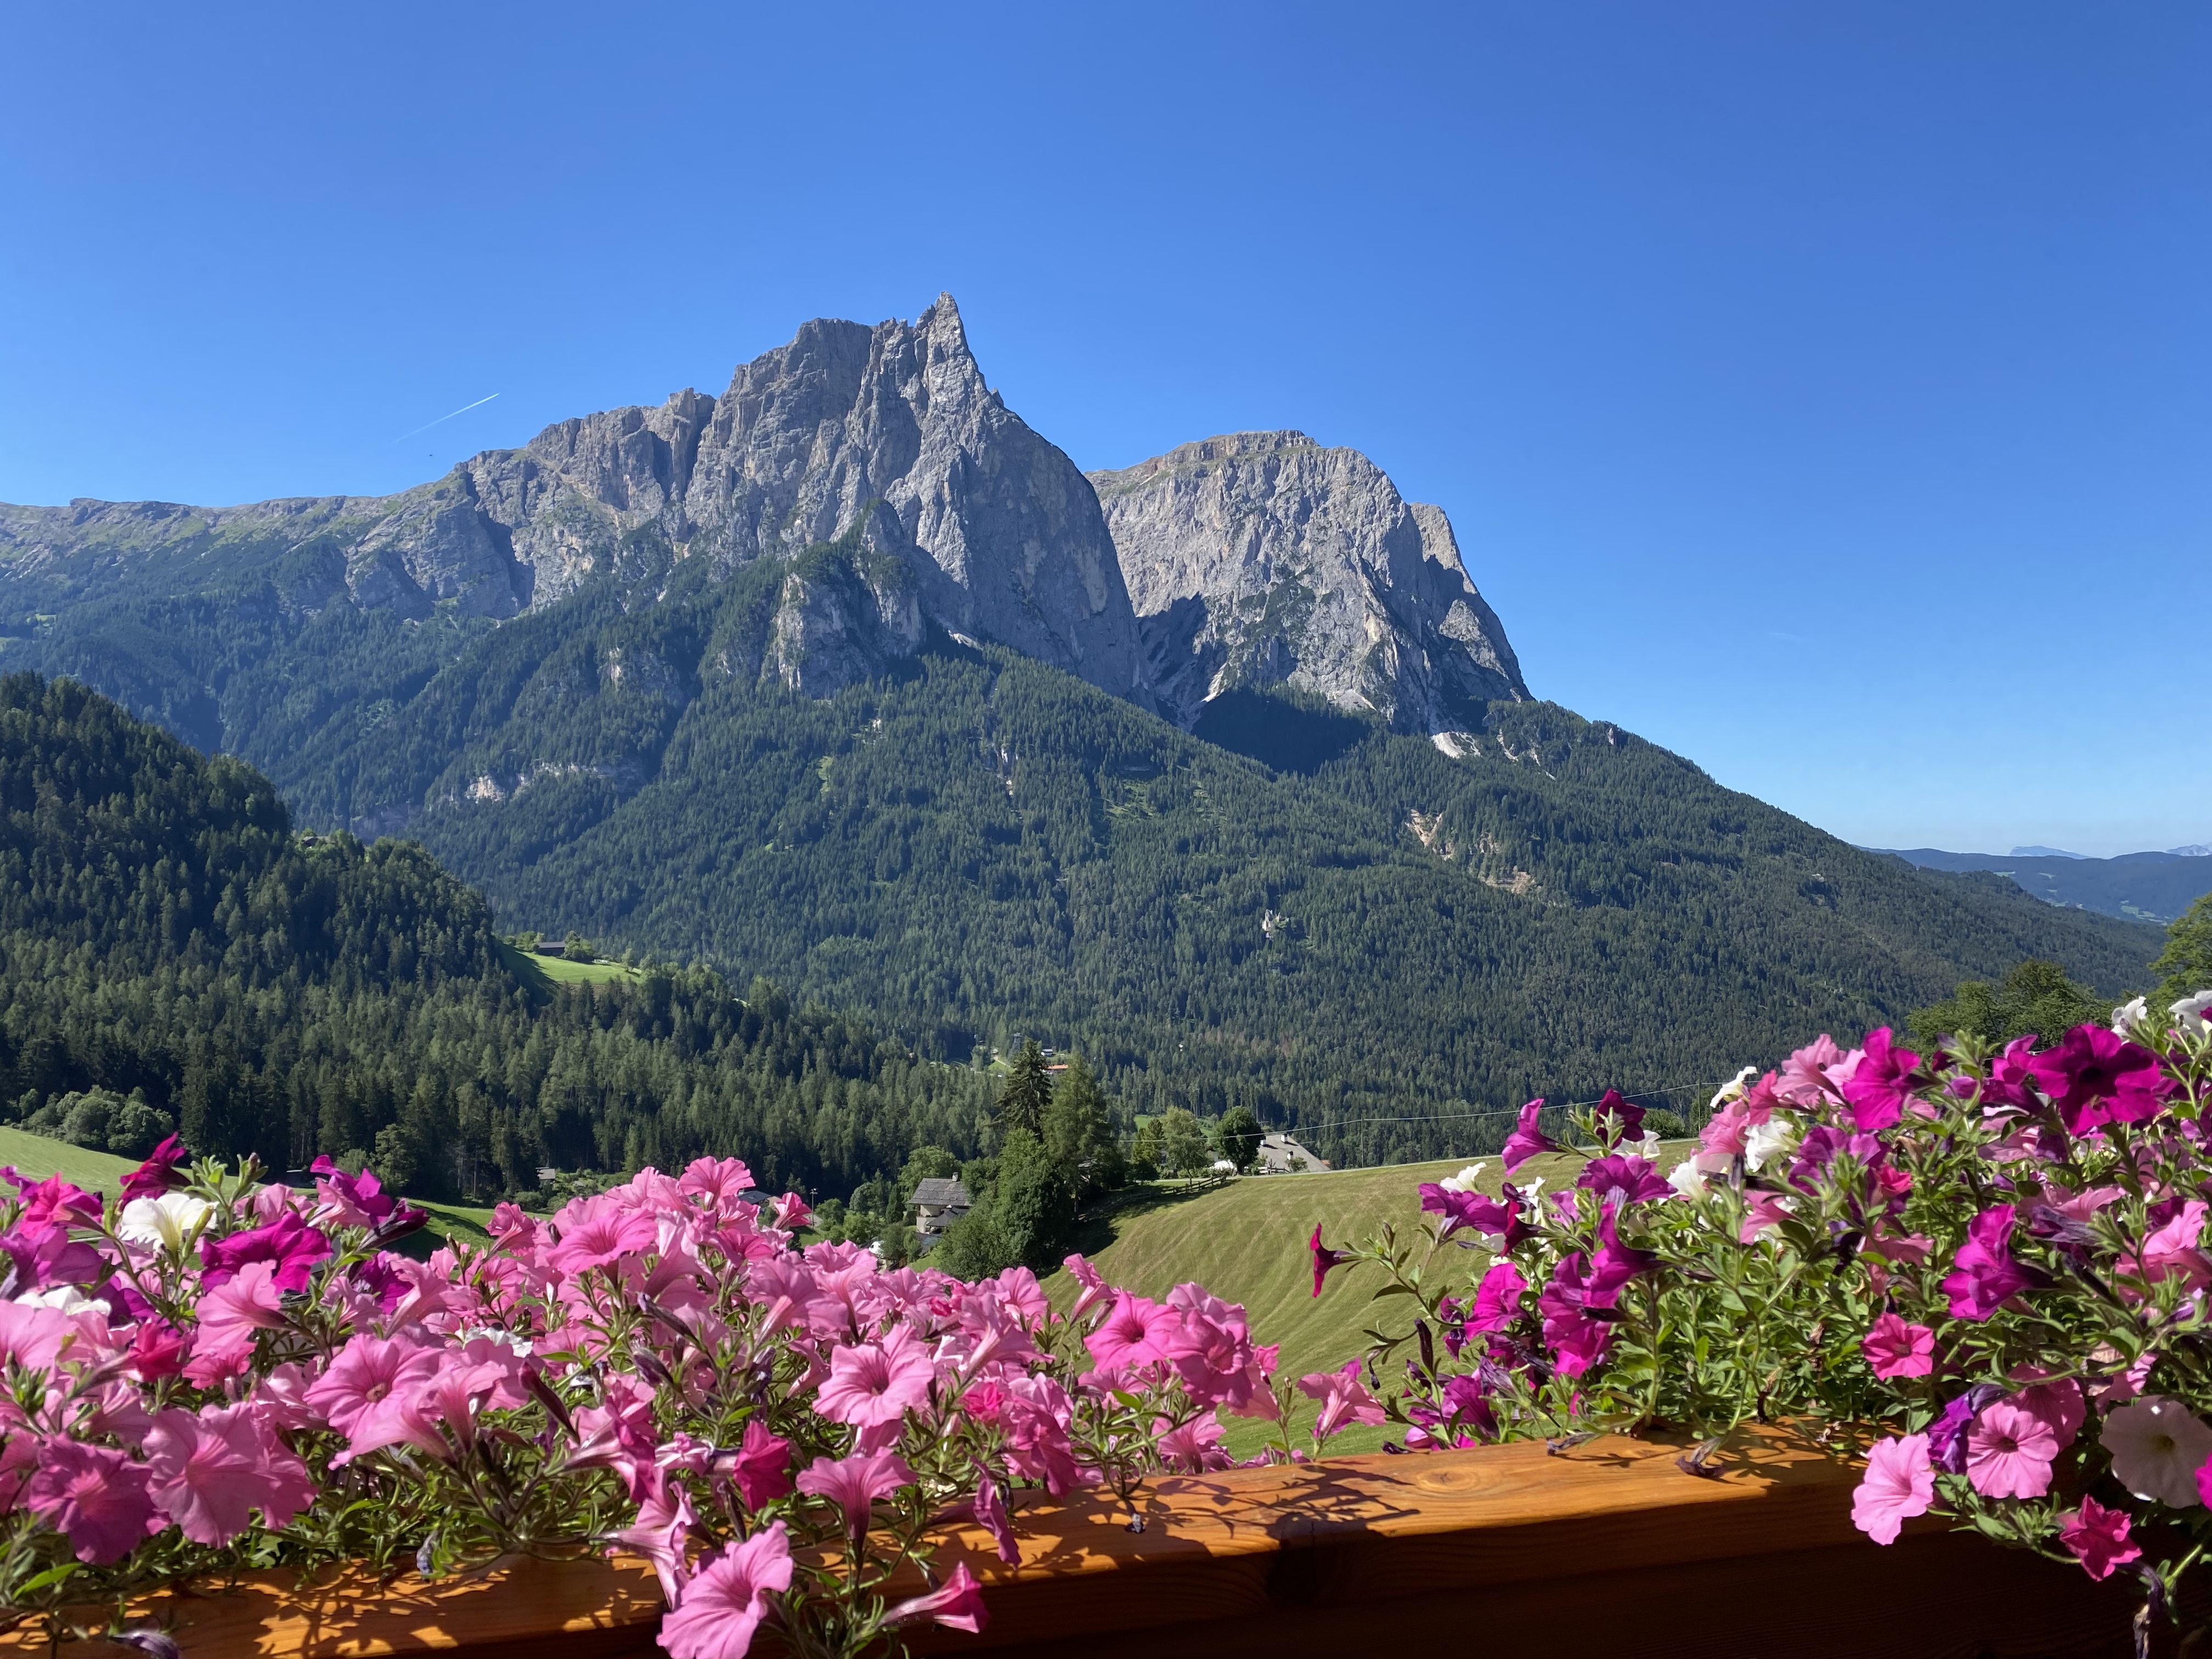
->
[[1877, 846, 2212, 926]]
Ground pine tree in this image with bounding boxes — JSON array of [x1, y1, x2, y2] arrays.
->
[[994, 1039, 1053, 1137], [1042, 1055, 1125, 1206]]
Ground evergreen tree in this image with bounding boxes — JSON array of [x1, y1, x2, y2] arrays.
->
[[1041, 1056, 1125, 1206], [986, 1126, 1073, 1270], [994, 1040, 1053, 1137]]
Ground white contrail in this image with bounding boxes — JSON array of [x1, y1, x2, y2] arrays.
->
[[391, 392, 500, 443]]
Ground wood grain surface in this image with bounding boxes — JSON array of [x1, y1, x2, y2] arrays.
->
[[1, 1432, 2148, 1659]]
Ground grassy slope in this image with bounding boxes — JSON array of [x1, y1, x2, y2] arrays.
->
[[0, 1125, 494, 1251], [0, 1126, 137, 1194], [495, 940, 642, 989], [1048, 1146, 1685, 1454]]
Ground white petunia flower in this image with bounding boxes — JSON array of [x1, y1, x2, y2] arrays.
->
[[14, 1284, 98, 1315], [1743, 1116, 1801, 1175], [2112, 996, 2150, 1035], [1708, 1066, 1758, 1112], [2101, 1397, 2212, 1508], [117, 1192, 215, 1253], [1667, 1159, 1710, 1200], [1619, 1131, 1662, 1161], [2170, 990, 2212, 1029], [1439, 1162, 1488, 1194]]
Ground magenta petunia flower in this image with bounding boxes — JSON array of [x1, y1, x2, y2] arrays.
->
[[1966, 1400, 2058, 1499], [1851, 1432, 1934, 1546], [1464, 1260, 1527, 1334], [2027, 1024, 2174, 1134], [2059, 1496, 2142, 1581], [814, 1324, 934, 1430], [659, 1522, 793, 1659], [1500, 1099, 1556, 1172], [200, 1211, 331, 1293], [1575, 1155, 1672, 1206], [1839, 1027, 1920, 1132], [25, 1439, 158, 1564], [730, 1418, 793, 1510], [119, 1135, 192, 1204], [1589, 1089, 1644, 1142], [1537, 1254, 1612, 1378], [1860, 1313, 1936, 1379], [1941, 1204, 2038, 1320], [883, 1561, 989, 1634], [1307, 1226, 1350, 1298], [144, 1403, 317, 1544]]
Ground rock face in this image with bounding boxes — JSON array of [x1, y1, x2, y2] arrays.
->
[[1087, 432, 1526, 733], [0, 296, 1143, 701]]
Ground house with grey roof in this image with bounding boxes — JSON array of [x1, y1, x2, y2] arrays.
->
[[1256, 1133, 1330, 1175], [911, 1177, 972, 1245]]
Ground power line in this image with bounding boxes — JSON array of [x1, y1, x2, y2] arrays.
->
[[1288, 1078, 1725, 1138]]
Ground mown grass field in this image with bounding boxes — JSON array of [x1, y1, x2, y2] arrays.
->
[[496, 941, 642, 988], [0, 1125, 137, 1193], [1045, 1143, 1689, 1455]]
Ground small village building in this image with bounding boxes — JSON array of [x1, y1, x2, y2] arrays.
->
[[911, 1177, 972, 1244], [1256, 1133, 1330, 1175]]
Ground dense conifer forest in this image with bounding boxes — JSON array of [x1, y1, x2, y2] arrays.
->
[[0, 673, 993, 1202]]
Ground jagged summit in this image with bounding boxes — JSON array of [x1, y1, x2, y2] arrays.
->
[[1088, 428, 1525, 735], [0, 300, 1519, 735]]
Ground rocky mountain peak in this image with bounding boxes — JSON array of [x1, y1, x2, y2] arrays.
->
[[1087, 431, 1525, 736]]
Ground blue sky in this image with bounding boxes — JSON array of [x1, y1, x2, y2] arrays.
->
[[3, 2, 2205, 855]]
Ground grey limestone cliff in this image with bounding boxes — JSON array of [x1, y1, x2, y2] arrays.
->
[[1086, 431, 1526, 735], [0, 296, 1143, 701]]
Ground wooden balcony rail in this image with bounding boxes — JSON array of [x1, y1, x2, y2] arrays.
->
[[4, 1430, 2151, 1659]]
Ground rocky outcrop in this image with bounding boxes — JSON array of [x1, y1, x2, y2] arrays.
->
[[0, 297, 1144, 701], [1087, 431, 1526, 733]]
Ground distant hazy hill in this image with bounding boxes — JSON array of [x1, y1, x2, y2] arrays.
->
[[1878, 848, 2212, 926], [0, 298, 2171, 1165]]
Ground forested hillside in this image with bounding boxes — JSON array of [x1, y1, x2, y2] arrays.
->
[[2, 535, 2165, 1168], [0, 673, 991, 1200]]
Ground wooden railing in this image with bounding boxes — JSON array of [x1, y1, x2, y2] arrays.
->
[[5, 1432, 2149, 1659]]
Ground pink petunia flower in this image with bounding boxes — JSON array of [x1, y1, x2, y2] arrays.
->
[[1965, 1400, 2058, 1499], [658, 1521, 793, 1659], [883, 1561, 989, 1634], [25, 1439, 158, 1563], [1851, 1432, 1934, 1545], [546, 1194, 661, 1276], [1084, 1292, 1186, 1372], [2028, 1024, 2174, 1134], [144, 1403, 317, 1544], [1464, 1260, 1527, 1335], [814, 1324, 934, 1430], [1296, 1360, 1386, 1442], [1860, 1313, 1936, 1379], [2059, 1496, 2142, 1581], [795, 1451, 914, 1539], [303, 1333, 447, 1464]]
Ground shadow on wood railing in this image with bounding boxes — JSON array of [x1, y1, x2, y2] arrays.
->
[[3, 1430, 2149, 1659]]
